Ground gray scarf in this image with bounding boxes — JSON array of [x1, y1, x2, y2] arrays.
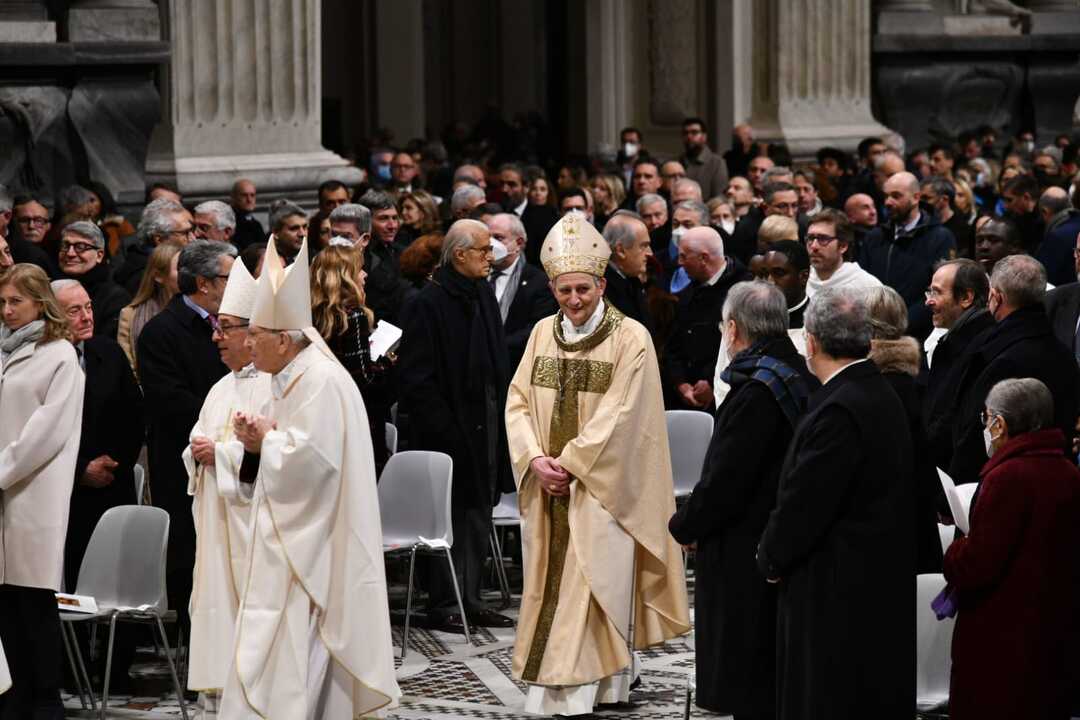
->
[[0, 320, 45, 364]]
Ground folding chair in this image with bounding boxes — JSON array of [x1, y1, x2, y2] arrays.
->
[[61, 505, 189, 720], [916, 573, 954, 711], [665, 410, 714, 500], [378, 451, 471, 660]]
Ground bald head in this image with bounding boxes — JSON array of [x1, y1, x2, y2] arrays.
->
[[683, 226, 725, 256], [1039, 185, 1071, 221], [874, 151, 906, 189], [883, 171, 921, 225], [885, 171, 920, 195], [844, 193, 878, 228], [678, 226, 727, 282]]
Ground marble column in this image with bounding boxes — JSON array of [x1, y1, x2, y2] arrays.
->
[[67, 0, 161, 42], [146, 0, 360, 204], [751, 0, 892, 160], [0, 0, 55, 41], [582, 0, 632, 154]]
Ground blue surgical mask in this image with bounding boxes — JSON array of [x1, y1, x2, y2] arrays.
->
[[375, 163, 392, 182]]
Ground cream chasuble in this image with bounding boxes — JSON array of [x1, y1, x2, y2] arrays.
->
[[219, 344, 400, 719], [183, 365, 270, 693], [505, 304, 690, 699]]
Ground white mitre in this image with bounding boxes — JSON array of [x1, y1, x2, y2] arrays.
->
[[251, 236, 312, 331], [218, 257, 258, 319]]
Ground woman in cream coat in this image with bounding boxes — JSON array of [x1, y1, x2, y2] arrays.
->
[[0, 263, 84, 719]]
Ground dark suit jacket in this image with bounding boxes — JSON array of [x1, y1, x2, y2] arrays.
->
[[949, 305, 1080, 486], [136, 294, 228, 575], [503, 261, 557, 374], [65, 336, 145, 591], [1046, 281, 1080, 355], [232, 211, 266, 252], [603, 264, 652, 332], [521, 204, 559, 266], [62, 262, 131, 339]]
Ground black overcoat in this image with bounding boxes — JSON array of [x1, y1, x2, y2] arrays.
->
[[758, 361, 915, 720], [669, 336, 815, 716]]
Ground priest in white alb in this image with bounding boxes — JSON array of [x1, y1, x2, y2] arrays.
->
[[183, 258, 270, 710], [506, 213, 691, 716], [218, 238, 400, 719]]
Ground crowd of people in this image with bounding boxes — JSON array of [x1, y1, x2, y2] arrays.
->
[[0, 115, 1078, 719]]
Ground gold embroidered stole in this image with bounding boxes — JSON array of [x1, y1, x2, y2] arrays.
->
[[521, 305, 622, 682]]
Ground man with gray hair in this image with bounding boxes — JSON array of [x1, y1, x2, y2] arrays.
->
[[758, 286, 916, 720], [268, 199, 307, 263], [56, 220, 131, 337], [602, 210, 653, 328], [666, 226, 751, 410], [1034, 185, 1080, 286], [667, 199, 711, 291], [948, 253, 1079, 486], [137, 239, 236, 637], [193, 200, 237, 244], [671, 177, 703, 204], [399, 219, 514, 633], [670, 280, 815, 717], [484, 212, 556, 369], [636, 192, 668, 232], [451, 184, 487, 221], [328, 202, 371, 248], [114, 197, 194, 295]]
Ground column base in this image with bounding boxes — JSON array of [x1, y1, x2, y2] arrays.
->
[[145, 150, 364, 206], [754, 118, 896, 162], [0, 20, 55, 42]]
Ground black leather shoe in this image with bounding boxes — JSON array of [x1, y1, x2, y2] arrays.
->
[[432, 613, 468, 634], [467, 608, 515, 628]]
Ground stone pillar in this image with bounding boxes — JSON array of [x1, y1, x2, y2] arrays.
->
[[146, 0, 360, 205], [582, 0, 631, 154], [67, 0, 161, 42], [752, 0, 892, 161], [0, 0, 55, 41], [875, 0, 941, 37], [373, 0, 425, 141]]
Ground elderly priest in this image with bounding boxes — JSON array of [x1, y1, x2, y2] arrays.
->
[[217, 238, 400, 719], [183, 258, 270, 710], [505, 213, 691, 716]]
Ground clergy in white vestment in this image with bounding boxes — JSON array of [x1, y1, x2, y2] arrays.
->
[[218, 238, 400, 719], [183, 258, 270, 705], [505, 213, 691, 716]]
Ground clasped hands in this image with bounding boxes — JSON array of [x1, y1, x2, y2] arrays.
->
[[678, 381, 714, 409], [530, 456, 571, 497], [234, 412, 277, 454]]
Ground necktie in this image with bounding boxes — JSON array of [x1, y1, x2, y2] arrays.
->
[[489, 268, 504, 285]]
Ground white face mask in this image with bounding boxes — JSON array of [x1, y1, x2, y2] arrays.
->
[[490, 239, 508, 263], [624, 142, 640, 158], [671, 226, 686, 247], [983, 416, 999, 457], [721, 219, 735, 236]]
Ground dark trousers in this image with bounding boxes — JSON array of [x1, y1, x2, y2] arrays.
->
[[424, 503, 492, 618], [0, 584, 65, 720]]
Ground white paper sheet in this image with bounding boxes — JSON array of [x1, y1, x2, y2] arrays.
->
[[369, 321, 402, 361]]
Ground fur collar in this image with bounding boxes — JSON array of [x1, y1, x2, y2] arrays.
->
[[869, 336, 921, 377]]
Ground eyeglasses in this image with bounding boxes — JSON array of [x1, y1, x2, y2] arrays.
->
[[59, 241, 100, 255], [924, 288, 944, 300], [168, 225, 195, 237], [213, 320, 249, 338], [770, 202, 799, 212], [467, 245, 494, 256], [805, 233, 838, 247], [979, 409, 1000, 425], [17, 217, 48, 226]]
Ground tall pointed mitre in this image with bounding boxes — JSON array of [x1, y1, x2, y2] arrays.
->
[[218, 255, 258, 319], [540, 211, 611, 280], [250, 236, 312, 331]]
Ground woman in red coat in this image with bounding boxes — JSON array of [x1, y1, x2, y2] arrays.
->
[[944, 377, 1080, 720]]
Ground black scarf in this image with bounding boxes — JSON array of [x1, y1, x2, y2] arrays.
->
[[433, 264, 500, 394]]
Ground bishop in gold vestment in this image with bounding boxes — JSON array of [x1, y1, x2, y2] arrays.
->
[[505, 213, 690, 716]]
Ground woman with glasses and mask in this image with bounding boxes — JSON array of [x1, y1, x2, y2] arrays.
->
[[0, 264, 84, 719], [943, 378, 1080, 720]]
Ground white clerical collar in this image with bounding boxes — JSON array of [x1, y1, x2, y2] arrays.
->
[[514, 199, 527, 216], [272, 353, 302, 399], [822, 358, 868, 386], [234, 362, 260, 379], [561, 300, 606, 342], [705, 261, 728, 286]]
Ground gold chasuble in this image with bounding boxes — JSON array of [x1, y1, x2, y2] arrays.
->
[[506, 304, 690, 689]]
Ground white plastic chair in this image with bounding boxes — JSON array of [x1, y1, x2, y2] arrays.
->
[[378, 451, 471, 659], [665, 410, 714, 499], [385, 422, 398, 456], [133, 464, 146, 505], [938, 523, 954, 556], [61, 505, 188, 720], [490, 492, 520, 606], [916, 573, 954, 711]]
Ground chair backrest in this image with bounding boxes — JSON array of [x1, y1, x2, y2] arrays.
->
[[75, 505, 170, 613], [133, 464, 146, 506], [385, 422, 398, 456], [492, 491, 520, 525], [916, 573, 954, 710], [377, 451, 454, 546], [665, 410, 714, 497]]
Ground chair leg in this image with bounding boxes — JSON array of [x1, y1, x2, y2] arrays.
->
[[490, 528, 510, 608], [155, 616, 190, 720], [100, 613, 118, 720], [59, 621, 88, 711], [64, 622, 97, 713], [683, 676, 693, 720], [401, 546, 418, 661], [443, 547, 472, 646]]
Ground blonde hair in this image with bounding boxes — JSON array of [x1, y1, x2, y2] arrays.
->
[[757, 215, 799, 245], [591, 174, 626, 213], [0, 263, 72, 344], [130, 242, 181, 309], [310, 244, 374, 339], [400, 190, 441, 235], [865, 285, 908, 340]]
